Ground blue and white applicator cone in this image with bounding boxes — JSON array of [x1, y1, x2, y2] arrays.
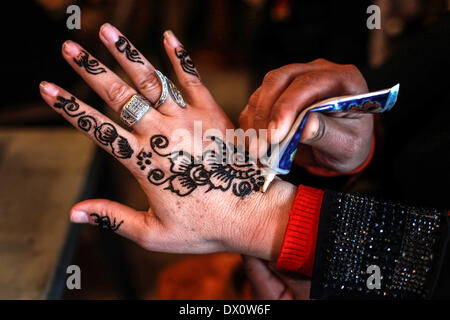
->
[[261, 84, 400, 192]]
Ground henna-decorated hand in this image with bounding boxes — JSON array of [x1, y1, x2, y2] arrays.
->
[[239, 60, 374, 173], [40, 25, 295, 260]]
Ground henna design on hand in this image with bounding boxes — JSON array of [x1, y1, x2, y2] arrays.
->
[[174, 46, 199, 78], [54, 96, 133, 159], [137, 151, 152, 171], [90, 213, 123, 232], [73, 50, 107, 75], [140, 135, 265, 198], [115, 36, 144, 65]]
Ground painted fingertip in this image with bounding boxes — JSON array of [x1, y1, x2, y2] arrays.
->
[[63, 40, 80, 56], [100, 22, 119, 43], [71, 210, 89, 223], [163, 30, 180, 48], [39, 81, 59, 97]]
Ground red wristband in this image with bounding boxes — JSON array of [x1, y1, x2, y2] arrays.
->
[[276, 185, 324, 277]]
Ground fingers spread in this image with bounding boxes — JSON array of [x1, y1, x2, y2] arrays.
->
[[39, 81, 139, 164], [71, 199, 162, 247]]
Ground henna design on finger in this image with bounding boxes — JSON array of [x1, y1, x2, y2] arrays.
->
[[115, 36, 144, 65], [90, 213, 123, 232], [54, 96, 85, 117], [54, 96, 133, 159], [73, 50, 107, 75], [174, 46, 199, 78], [139, 135, 265, 198]]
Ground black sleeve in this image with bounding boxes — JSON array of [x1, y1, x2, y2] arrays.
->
[[310, 190, 449, 299]]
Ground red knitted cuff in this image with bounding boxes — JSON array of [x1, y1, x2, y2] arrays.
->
[[276, 185, 324, 277], [303, 134, 376, 177]]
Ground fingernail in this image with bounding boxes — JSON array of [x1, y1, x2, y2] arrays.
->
[[163, 30, 180, 48], [39, 81, 59, 97], [71, 210, 89, 223], [100, 23, 119, 43], [63, 40, 79, 56], [301, 114, 323, 143]]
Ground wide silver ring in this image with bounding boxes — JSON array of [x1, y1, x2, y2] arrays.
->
[[120, 94, 151, 127], [154, 70, 186, 108]]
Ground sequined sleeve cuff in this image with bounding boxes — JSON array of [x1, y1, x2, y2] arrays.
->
[[310, 191, 450, 299], [276, 185, 450, 299]]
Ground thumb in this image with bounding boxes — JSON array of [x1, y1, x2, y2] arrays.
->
[[300, 112, 373, 171], [70, 199, 159, 246], [299, 112, 323, 143]]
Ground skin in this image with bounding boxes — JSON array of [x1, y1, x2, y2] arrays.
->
[[39, 24, 373, 299], [239, 60, 374, 172], [242, 256, 310, 300], [39, 23, 295, 261], [239, 61, 374, 298]]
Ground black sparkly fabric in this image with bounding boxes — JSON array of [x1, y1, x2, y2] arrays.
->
[[314, 193, 444, 299]]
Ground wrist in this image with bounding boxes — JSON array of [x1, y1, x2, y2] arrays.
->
[[224, 179, 296, 260]]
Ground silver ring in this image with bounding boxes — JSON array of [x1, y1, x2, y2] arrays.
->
[[167, 77, 187, 108], [154, 70, 186, 108], [154, 70, 168, 108], [120, 94, 151, 127]]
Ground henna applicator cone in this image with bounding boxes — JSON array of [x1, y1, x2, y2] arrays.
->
[[260, 84, 400, 193]]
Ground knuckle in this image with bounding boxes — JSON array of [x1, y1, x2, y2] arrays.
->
[[293, 71, 321, 86], [184, 77, 203, 88], [278, 63, 302, 72], [107, 82, 133, 106], [263, 70, 282, 84], [341, 63, 361, 78], [311, 58, 328, 65], [342, 63, 359, 72], [341, 64, 368, 93], [248, 92, 260, 109], [273, 100, 294, 115], [137, 69, 161, 92]]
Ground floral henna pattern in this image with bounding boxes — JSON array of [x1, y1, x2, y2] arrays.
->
[[140, 135, 265, 198], [136, 151, 152, 171], [54, 96, 133, 159]]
